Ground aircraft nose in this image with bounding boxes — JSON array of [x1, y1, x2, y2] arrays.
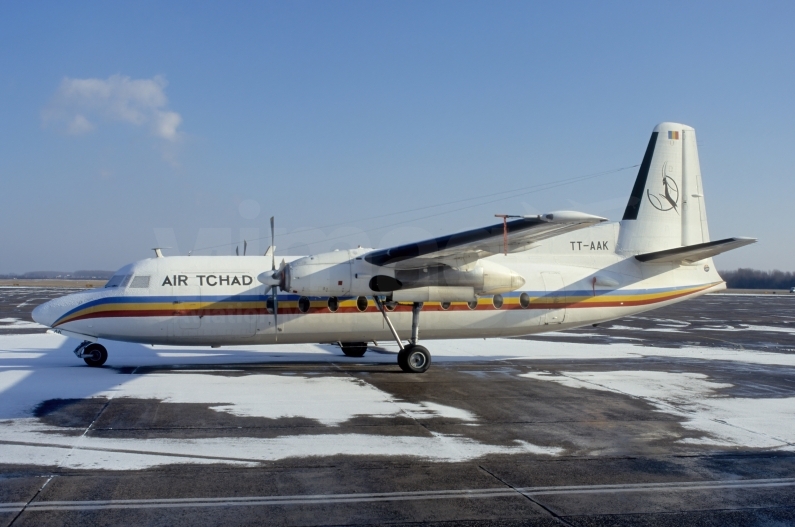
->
[[32, 300, 57, 328]]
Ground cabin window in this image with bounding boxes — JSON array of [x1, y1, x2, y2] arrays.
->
[[385, 301, 397, 312], [266, 296, 275, 313], [440, 302, 451, 310], [104, 274, 129, 288], [129, 276, 151, 289], [328, 297, 339, 312], [520, 292, 530, 309], [492, 294, 504, 309], [298, 296, 311, 313], [467, 299, 478, 310], [356, 296, 369, 312]]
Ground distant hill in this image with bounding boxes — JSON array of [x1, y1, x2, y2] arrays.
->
[[720, 269, 795, 289], [0, 270, 114, 280]]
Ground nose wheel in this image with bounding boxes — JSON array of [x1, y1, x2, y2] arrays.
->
[[74, 341, 108, 367]]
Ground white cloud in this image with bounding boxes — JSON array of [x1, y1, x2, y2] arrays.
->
[[154, 111, 182, 140], [44, 74, 182, 141], [66, 114, 94, 135]]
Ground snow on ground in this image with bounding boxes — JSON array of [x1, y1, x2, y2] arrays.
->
[[0, 419, 558, 470], [521, 370, 795, 451], [0, 317, 48, 330], [0, 333, 564, 469], [1, 332, 794, 469], [695, 324, 795, 334], [82, 371, 478, 425]]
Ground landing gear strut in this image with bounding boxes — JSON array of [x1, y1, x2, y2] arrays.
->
[[373, 297, 431, 373], [73, 341, 108, 367]]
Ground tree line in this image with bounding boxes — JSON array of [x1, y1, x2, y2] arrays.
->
[[0, 270, 114, 280], [720, 269, 795, 289]]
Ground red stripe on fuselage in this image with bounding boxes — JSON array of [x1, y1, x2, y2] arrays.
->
[[56, 285, 710, 326]]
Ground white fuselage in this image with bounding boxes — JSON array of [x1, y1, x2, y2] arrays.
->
[[33, 222, 725, 347]]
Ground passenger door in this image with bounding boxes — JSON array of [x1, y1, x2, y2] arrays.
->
[[541, 272, 567, 325]]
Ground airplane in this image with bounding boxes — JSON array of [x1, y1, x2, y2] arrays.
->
[[32, 122, 756, 373]]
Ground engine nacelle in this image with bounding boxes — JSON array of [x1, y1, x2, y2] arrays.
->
[[393, 259, 524, 296], [278, 249, 525, 297], [282, 250, 358, 296]]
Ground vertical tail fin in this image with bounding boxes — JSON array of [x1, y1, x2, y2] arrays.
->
[[617, 122, 710, 254]]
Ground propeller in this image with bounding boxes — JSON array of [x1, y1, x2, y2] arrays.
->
[[257, 217, 288, 339], [270, 217, 278, 339]]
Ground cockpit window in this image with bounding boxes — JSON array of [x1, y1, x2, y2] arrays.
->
[[129, 276, 151, 288], [104, 274, 130, 288]]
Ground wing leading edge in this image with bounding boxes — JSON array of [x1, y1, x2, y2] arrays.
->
[[364, 211, 606, 269]]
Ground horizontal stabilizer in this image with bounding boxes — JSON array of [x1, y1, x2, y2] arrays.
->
[[635, 237, 756, 264]]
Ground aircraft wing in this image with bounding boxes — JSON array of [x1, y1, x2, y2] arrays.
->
[[364, 211, 607, 269], [634, 237, 757, 264]]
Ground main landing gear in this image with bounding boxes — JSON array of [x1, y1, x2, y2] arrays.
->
[[74, 341, 108, 367], [339, 342, 368, 357], [373, 297, 431, 373]]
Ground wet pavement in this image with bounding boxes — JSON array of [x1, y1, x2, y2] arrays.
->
[[0, 288, 794, 526]]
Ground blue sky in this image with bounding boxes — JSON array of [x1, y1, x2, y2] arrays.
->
[[0, 1, 792, 272]]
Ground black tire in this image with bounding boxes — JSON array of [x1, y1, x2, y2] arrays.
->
[[340, 342, 368, 357], [83, 343, 108, 367], [397, 347, 409, 371], [398, 344, 431, 373]]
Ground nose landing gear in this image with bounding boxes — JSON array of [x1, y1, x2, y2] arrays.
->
[[73, 341, 108, 367]]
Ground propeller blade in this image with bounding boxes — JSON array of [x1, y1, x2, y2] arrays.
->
[[270, 216, 276, 271], [243, 240, 247, 256], [271, 285, 278, 342], [235, 246, 239, 256]]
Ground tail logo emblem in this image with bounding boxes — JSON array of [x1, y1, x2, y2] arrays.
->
[[647, 165, 679, 213]]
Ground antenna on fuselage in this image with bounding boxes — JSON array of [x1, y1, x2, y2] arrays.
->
[[151, 248, 169, 258]]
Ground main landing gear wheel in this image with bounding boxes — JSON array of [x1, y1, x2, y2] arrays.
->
[[83, 343, 108, 367], [373, 296, 432, 374], [340, 342, 368, 357], [397, 344, 431, 373]]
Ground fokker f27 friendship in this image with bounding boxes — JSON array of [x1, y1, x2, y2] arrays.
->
[[33, 123, 756, 373]]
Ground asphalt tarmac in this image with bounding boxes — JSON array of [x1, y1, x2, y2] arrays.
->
[[1, 287, 794, 526]]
